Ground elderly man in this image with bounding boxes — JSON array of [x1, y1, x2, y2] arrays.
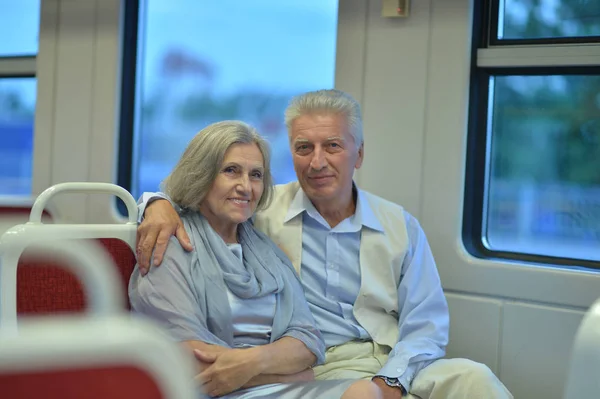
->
[[136, 89, 512, 398]]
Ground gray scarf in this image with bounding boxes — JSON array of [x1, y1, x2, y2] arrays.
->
[[181, 211, 299, 345]]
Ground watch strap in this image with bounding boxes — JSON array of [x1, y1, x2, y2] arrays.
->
[[373, 375, 407, 395]]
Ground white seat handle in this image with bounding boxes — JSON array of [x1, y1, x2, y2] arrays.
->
[[30, 183, 138, 224], [0, 237, 125, 335]]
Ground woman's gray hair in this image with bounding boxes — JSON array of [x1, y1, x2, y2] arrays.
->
[[284, 89, 364, 148], [162, 120, 273, 212]]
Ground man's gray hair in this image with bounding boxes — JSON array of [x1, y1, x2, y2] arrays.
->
[[284, 89, 364, 148], [162, 120, 273, 212]]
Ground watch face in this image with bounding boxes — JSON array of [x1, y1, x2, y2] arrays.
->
[[375, 376, 405, 393], [384, 377, 406, 394]]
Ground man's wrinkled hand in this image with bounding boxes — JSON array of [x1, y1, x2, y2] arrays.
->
[[136, 199, 192, 273]]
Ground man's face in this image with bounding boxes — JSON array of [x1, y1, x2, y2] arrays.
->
[[290, 113, 363, 206]]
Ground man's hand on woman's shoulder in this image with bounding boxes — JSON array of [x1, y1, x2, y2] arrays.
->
[[136, 199, 193, 274]]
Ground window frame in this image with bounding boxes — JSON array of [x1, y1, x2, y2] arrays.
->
[[116, 0, 140, 215], [463, 0, 600, 270], [489, 0, 600, 46], [0, 57, 36, 76]]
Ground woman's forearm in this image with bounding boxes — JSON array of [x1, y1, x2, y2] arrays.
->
[[242, 369, 314, 388], [183, 340, 230, 354], [250, 336, 317, 375]]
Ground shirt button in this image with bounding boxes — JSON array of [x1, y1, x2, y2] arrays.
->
[[397, 368, 403, 373]]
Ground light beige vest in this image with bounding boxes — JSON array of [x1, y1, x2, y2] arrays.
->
[[254, 182, 410, 349]]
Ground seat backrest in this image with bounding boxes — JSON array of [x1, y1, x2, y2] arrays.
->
[[563, 298, 600, 399], [0, 316, 197, 399], [0, 239, 125, 332], [0, 205, 53, 219], [0, 239, 196, 399], [16, 238, 136, 314], [0, 203, 53, 237], [0, 183, 138, 323]]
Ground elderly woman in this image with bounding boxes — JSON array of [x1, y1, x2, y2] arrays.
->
[[129, 121, 381, 399]]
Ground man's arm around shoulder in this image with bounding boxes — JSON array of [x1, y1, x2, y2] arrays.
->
[[136, 192, 192, 272]]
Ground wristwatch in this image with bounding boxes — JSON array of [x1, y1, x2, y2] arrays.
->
[[373, 376, 407, 395]]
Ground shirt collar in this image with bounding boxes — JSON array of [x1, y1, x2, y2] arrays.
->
[[283, 186, 312, 223], [283, 183, 384, 232], [355, 188, 384, 232]]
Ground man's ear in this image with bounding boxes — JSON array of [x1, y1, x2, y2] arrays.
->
[[355, 143, 364, 169]]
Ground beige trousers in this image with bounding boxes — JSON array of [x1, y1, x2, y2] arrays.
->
[[312, 341, 513, 399]]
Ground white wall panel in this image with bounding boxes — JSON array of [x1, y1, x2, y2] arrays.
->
[[500, 302, 585, 399], [335, 0, 367, 121], [445, 293, 502, 374], [37, 0, 98, 222], [32, 0, 59, 198], [347, 0, 431, 219], [87, 0, 125, 223], [34, 0, 123, 223]]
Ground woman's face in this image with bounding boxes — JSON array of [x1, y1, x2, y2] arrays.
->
[[200, 142, 265, 241]]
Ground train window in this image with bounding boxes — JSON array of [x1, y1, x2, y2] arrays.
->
[[0, 0, 41, 56], [119, 0, 339, 201], [0, 78, 36, 196], [464, 2, 600, 267], [0, 0, 39, 197], [492, 0, 600, 43]]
